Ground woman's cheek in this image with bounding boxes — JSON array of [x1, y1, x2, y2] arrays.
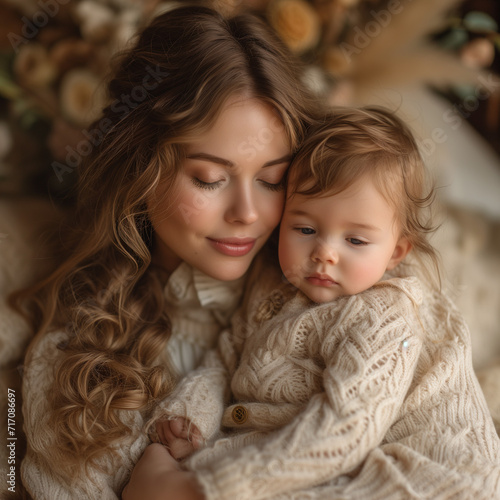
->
[[263, 190, 286, 229], [171, 182, 225, 228]]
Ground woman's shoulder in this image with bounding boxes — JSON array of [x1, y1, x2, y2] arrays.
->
[[25, 329, 68, 370]]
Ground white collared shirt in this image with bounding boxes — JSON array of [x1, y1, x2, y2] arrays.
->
[[163, 262, 246, 377]]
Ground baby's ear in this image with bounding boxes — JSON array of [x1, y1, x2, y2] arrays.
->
[[386, 237, 412, 271]]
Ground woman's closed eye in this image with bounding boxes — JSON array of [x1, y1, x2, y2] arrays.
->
[[192, 176, 285, 192], [192, 177, 225, 190], [259, 178, 285, 192]]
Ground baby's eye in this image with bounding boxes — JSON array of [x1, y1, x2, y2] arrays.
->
[[192, 178, 224, 190], [347, 238, 367, 246], [294, 227, 316, 235]]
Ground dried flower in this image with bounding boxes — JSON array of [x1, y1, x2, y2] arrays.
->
[[460, 38, 496, 69], [13, 43, 57, 89], [268, 0, 321, 54], [73, 0, 116, 44], [112, 9, 142, 51], [59, 69, 106, 127]]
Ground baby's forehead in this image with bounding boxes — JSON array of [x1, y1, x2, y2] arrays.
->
[[283, 191, 338, 216], [284, 180, 400, 226]]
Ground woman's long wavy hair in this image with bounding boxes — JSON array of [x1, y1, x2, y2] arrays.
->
[[11, 5, 317, 476]]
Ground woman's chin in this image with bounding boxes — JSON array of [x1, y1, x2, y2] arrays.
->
[[200, 263, 250, 282]]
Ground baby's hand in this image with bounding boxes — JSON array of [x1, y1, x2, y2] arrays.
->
[[155, 417, 203, 460]]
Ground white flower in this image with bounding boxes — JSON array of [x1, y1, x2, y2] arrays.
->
[[13, 43, 57, 89], [59, 69, 106, 126], [73, 0, 116, 43]]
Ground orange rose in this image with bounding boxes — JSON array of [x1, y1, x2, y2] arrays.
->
[[268, 0, 321, 54]]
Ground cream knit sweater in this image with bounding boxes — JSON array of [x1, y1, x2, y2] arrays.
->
[[154, 264, 500, 500], [20, 262, 245, 500]]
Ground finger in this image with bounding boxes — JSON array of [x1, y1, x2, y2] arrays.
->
[[162, 421, 177, 445], [168, 438, 196, 461], [170, 417, 189, 439], [171, 418, 203, 447], [189, 425, 203, 448]]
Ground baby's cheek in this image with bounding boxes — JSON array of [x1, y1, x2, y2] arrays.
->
[[279, 236, 301, 274], [348, 260, 382, 292]]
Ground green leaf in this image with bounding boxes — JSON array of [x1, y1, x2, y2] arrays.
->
[[464, 11, 498, 33], [11, 99, 44, 130], [439, 28, 468, 50], [451, 84, 476, 100], [0, 52, 22, 100]]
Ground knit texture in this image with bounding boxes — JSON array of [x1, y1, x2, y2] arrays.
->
[[156, 264, 500, 500], [20, 263, 244, 500]]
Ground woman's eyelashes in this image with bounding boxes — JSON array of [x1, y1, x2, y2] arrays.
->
[[192, 177, 224, 190], [259, 178, 285, 192], [191, 176, 285, 191]]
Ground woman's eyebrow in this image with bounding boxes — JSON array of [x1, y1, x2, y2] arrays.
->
[[263, 155, 293, 168], [186, 153, 292, 169], [186, 153, 234, 167]]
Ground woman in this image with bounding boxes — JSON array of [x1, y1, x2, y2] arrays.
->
[[14, 6, 318, 499]]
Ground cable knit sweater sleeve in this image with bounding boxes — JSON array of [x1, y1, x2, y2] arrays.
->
[[21, 331, 145, 500], [189, 281, 424, 500], [147, 328, 237, 440]]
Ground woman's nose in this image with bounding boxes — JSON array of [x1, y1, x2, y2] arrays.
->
[[225, 185, 258, 224], [311, 239, 339, 265]]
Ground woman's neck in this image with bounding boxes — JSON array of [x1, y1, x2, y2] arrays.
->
[[151, 238, 182, 274]]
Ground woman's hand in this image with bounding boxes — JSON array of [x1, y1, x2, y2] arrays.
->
[[156, 417, 203, 460], [122, 443, 205, 500]]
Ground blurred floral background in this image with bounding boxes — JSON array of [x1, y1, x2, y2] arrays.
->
[[0, 0, 499, 201]]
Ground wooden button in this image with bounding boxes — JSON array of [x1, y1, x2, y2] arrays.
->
[[231, 405, 248, 424]]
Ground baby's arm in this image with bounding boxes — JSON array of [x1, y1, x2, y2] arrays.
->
[[146, 326, 244, 454], [185, 282, 424, 500]]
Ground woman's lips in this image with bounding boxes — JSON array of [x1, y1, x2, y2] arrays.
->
[[207, 237, 256, 257], [306, 273, 337, 287]]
